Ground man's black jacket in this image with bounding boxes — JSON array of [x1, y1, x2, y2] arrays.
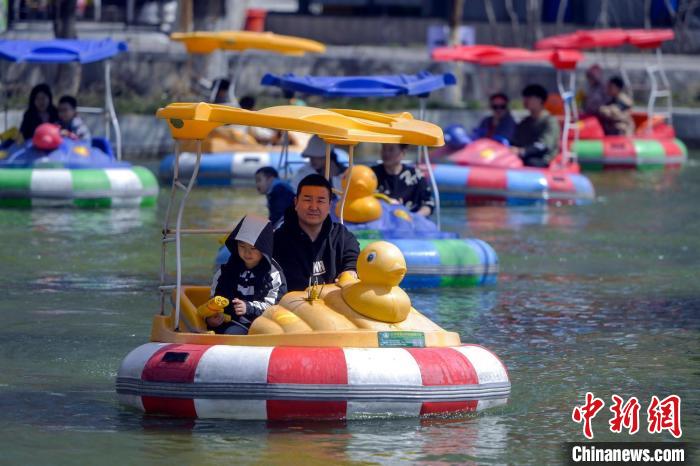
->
[[273, 208, 360, 291]]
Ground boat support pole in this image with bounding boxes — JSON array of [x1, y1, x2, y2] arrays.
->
[[228, 51, 245, 108], [173, 140, 202, 331], [645, 48, 672, 135], [419, 98, 441, 229], [556, 70, 577, 167], [159, 140, 202, 329], [278, 130, 290, 179], [324, 142, 332, 180], [104, 60, 123, 160], [159, 142, 181, 315], [338, 144, 354, 225]]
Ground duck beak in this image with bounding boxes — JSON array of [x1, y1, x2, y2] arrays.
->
[[387, 262, 407, 280]]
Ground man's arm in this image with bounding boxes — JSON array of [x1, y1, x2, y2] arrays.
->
[[471, 116, 489, 139], [499, 114, 517, 142], [540, 115, 561, 157], [515, 117, 560, 159], [267, 184, 290, 224]]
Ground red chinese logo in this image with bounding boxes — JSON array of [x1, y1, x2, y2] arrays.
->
[[572, 392, 605, 439], [609, 395, 640, 435], [573, 393, 682, 439], [647, 395, 682, 438]]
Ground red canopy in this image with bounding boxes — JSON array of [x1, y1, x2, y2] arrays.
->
[[535, 28, 674, 51], [432, 45, 583, 70]]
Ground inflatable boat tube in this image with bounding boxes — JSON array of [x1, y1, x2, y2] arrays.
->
[[0, 135, 158, 207], [216, 237, 498, 288], [117, 342, 510, 420], [0, 166, 158, 208], [431, 163, 595, 205], [572, 137, 687, 169], [159, 150, 302, 186], [159, 149, 350, 186]]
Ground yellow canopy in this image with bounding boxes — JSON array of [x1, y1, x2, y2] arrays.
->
[[156, 103, 444, 147], [170, 31, 326, 55]]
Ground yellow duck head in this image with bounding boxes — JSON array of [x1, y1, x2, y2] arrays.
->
[[341, 241, 411, 323], [357, 240, 407, 286], [335, 165, 382, 223], [341, 165, 377, 198]]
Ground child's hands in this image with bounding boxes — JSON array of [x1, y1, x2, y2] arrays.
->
[[231, 298, 247, 316], [206, 313, 225, 327]]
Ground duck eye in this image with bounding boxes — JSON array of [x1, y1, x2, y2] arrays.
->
[[367, 252, 376, 262]]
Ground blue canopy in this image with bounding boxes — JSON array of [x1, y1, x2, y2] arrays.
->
[[261, 71, 456, 98], [0, 39, 127, 64]]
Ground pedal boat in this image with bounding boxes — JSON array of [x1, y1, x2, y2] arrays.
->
[[431, 45, 595, 204], [160, 31, 326, 185], [116, 103, 510, 420], [0, 38, 158, 207], [536, 28, 687, 169]]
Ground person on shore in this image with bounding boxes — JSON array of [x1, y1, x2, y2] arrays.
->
[[291, 135, 347, 191], [510, 84, 561, 167], [273, 174, 359, 291], [371, 143, 434, 217], [254, 166, 295, 226], [209, 214, 286, 335], [20, 84, 59, 141], [472, 93, 516, 143], [598, 76, 635, 136], [57, 96, 92, 142]]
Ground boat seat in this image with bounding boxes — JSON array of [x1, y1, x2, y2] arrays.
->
[[173, 286, 211, 333]]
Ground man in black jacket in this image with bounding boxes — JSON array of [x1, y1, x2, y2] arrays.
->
[[372, 143, 435, 217], [273, 174, 360, 291]]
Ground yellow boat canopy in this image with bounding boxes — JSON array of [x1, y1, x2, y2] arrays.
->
[[156, 103, 444, 147], [170, 31, 326, 56]]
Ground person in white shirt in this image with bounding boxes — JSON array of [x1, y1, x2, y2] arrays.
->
[[291, 135, 346, 192]]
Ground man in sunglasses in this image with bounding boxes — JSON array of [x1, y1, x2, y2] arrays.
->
[[472, 93, 516, 143]]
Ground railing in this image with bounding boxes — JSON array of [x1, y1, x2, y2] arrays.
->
[[159, 139, 202, 331], [645, 48, 673, 133], [556, 69, 578, 167]]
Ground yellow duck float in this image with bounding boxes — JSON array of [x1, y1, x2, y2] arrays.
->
[[247, 240, 440, 334], [334, 165, 413, 224]]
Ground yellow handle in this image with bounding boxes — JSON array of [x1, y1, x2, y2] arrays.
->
[[197, 296, 232, 322], [372, 192, 394, 203]]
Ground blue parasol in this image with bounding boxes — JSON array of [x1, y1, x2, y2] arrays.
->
[[261, 70, 455, 98], [0, 38, 127, 64]]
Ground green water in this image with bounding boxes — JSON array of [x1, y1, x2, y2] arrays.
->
[[1, 160, 698, 465]]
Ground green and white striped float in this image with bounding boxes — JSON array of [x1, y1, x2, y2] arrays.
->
[[0, 166, 158, 208]]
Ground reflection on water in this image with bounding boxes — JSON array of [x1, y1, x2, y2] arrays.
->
[[0, 157, 699, 464]]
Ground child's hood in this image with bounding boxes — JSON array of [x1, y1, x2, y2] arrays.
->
[[224, 214, 274, 259]]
